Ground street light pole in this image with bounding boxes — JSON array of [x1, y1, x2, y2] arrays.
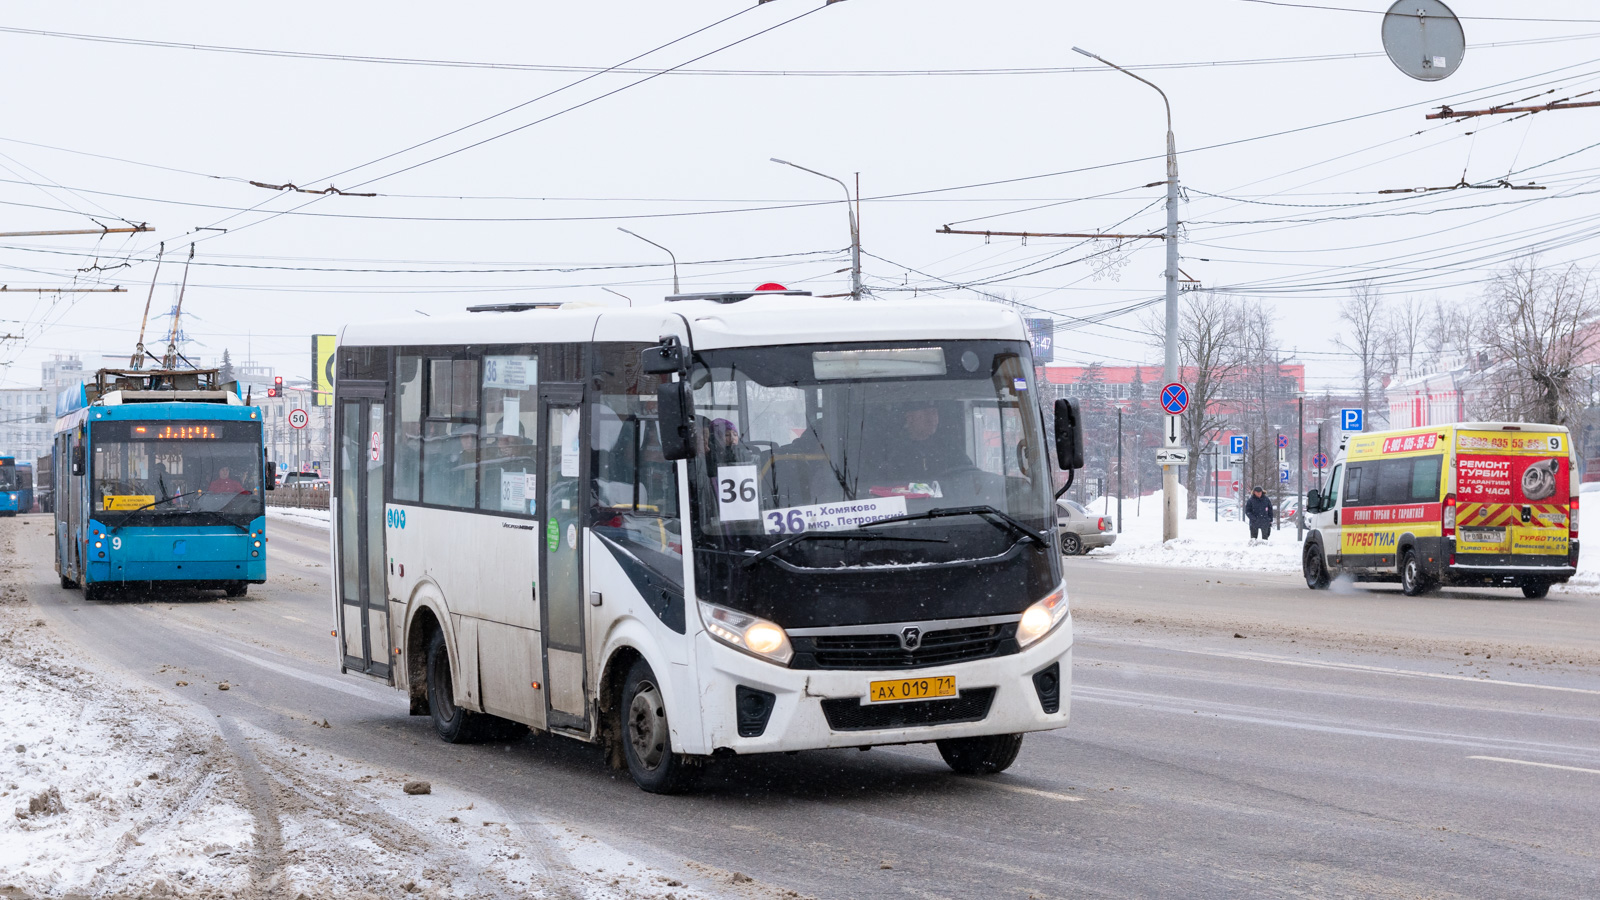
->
[[771, 158, 861, 301], [617, 227, 679, 295], [1074, 46, 1180, 542]]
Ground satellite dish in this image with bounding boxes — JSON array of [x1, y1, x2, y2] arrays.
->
[[1381, 0, 1465, 81]]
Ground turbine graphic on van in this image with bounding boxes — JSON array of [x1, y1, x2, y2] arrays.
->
[[1522, 458, 1560, 502]]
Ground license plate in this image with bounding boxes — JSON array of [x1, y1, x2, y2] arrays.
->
[[868, 675, 956, 704], [1462, 530, 1503, 543]]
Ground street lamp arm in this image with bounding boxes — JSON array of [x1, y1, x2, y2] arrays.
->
[[1071, 47, 1172, 136], [617, 227, 679, 294], [771, 157, 862, 300]]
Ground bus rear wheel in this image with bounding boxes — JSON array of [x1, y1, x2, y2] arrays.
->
[[425, 630, 489, 743], [937, 733, 1024, 775], [224, 582, 248, 598], [620, 658, 696, 794]]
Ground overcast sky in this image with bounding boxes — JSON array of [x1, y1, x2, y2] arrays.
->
[[1, 0, 1597, 393]]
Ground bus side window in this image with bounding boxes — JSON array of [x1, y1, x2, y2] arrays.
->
[[591, 344, 681, 560], [422, 357, 479, 509], [394, 356, 423, 502], [479, 353, 539, 514]]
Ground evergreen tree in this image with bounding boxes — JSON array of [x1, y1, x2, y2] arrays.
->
[[219, 349, 235, 384]]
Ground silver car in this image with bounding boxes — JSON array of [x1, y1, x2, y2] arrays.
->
[[1056, 499, 1116, 555]]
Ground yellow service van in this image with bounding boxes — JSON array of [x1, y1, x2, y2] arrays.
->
[[1301, 422, 1579, 598]]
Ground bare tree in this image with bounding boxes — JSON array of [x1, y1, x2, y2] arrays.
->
[[1151, 294, 1248, 518], [1336, 281, 1395, 425], [1387, 296, 1429, 375], [1478, 256, 1599, 426]]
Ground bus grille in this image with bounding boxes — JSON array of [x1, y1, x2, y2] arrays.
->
[[791, 624, 1015, 670], [820, 688, 996, 732]]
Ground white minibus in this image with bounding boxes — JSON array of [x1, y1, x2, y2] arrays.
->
[[331, 289, 1083, 791]]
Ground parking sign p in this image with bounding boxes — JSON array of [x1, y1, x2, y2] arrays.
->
[[1340, 408, 1364, 431], [1228, 435, 1247, 455]]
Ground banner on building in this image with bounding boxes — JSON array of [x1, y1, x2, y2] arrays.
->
[[1025, 317, 1054, 364], [312, 335, 336, 407]]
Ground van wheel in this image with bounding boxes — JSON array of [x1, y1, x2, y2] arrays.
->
[[1522, 583, 1551, 599], [1061, 533, 1083, 556], [620, 658, 697, 794], [426, 630, 489, 743], [938, 733, 1024, 775], [1400, 550, 1432, 596], [1303, 544, 1330, 590]]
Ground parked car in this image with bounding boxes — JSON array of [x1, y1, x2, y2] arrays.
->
[[1056, 499, 1115, 555], [1197, 496, 1240, 521]]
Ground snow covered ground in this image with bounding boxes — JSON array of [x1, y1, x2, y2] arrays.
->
[[0, 517, 770, 899], [267, 506, 331, 529], [1075, 486, 1600, 593]]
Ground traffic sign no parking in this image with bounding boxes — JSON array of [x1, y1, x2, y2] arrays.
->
[[1159, 383, 1189, 415], [289, 408, 309, 429], [1313, 452, 1329, 469]]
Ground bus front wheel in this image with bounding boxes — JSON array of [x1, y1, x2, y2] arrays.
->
[[620, 658, 696, 794], [425, 630, 488, 743], [224, 582, 248, 598], [937, 733, 1024, 775]]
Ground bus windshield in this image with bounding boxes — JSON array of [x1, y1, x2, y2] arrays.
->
[[92, 420, 264, 523], [0, 461, 15, 491], [688, 340, 1052, 559]]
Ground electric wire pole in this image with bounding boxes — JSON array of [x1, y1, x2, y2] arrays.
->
[[1076, 45, 1182, 542]]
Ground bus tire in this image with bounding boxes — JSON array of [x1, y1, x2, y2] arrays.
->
[[224, 582, 248, 598], [60, 573, 77, 589], [1303, 543, 1330, 590], [1400, 549, 1432, 596], [937, 733, 1024, 775], [1522, 582, 1550, 599], [620, 658, 696, 794], [83, 582, 107, 603], [425, 629, 489, 744]]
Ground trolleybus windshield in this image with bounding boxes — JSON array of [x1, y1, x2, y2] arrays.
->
[[686, 340, 1057, 626], [0, 459, 15, 491], [91, 420, 264, 525]]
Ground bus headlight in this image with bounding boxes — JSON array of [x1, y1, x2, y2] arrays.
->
[[1016, 583, 1069, 648], [698, 601, 793, 665]]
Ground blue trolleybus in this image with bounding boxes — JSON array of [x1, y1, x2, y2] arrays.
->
[[0, 456, 23, 515], [52, 368, 272, 600]]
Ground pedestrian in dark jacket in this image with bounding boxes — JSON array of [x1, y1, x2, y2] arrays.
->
[[1244, 486, 1274, 540]]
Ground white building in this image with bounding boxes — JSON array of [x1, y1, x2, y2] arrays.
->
[[1, 355, 88, 464]]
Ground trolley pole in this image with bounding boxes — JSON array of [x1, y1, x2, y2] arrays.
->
[[1074, 46, 1180, 541]]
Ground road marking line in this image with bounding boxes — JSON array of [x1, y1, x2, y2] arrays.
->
[[1469, 756, 1600, 775], [1225, 651, 1600, 696], [281, 615, 305, 623], [1080, 638, 1600, 696], [984, 782, 1081, 802]]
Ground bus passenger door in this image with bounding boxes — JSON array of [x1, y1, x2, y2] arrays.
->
[[539, 386, 589, 732], [336, 393, 392, 682]]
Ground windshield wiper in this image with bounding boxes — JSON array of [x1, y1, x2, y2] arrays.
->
[[107, 490, 252, 533], [859, 504, 1049, 548], [740, 530, 947, 569]]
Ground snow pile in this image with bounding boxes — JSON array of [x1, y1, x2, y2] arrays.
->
[[0, 567, 256, 896], [1078, 486, 1303, 574], [267, 506, 332, 528]]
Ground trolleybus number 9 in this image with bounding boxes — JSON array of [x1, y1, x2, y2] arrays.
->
[[868, 675, 956, 704]]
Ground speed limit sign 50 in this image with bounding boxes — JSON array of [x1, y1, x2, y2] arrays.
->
[[288, 408, 309, 429]]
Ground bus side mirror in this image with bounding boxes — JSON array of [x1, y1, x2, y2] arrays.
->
[[1053, 398, 1084, 471], [1305, 488, 1321, 512], [642, 336, 689, 375], [265, 461, 277, 491], [656, 381, 698, 461], [71, 445, 85, 476]]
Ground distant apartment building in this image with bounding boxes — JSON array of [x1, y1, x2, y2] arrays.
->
[[0, 355, 88, 464]]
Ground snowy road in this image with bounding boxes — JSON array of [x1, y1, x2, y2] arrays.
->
[[8, 513, 1600, 898]]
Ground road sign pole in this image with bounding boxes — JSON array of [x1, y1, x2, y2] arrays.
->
[[1297, 396, 1305, 541]]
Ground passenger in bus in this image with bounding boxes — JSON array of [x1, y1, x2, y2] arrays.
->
[[207, 465, 246, 495], [709, 418, 755, 465]]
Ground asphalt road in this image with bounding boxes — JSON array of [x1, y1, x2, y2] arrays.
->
[[17, 513, 1600, 899]]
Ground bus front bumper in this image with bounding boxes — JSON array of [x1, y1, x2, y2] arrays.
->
[[84, 520, 267, 586], [690, 616, 1073, 756]]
